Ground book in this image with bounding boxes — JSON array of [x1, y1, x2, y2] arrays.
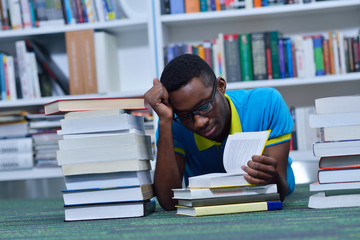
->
[[313, 35, 325, 76], [295, 106, 320, 151], [58, 132, 150, 150], [176, 200, 282, 217], [64, 199, 155, 221], [223, 34, 241, 82], [62, 184, 154, 205], [173, 184, 277, 199], [44, 97, 145, 115], [62, 159, 152, 176], [188, 131, 270, 188], [57, 113, 145, 135], [0, 120, 29, 138], [64, 108, 124, 119], [94, 31, 120, 94], [169, 0, 184, 14], [184, 0, 200, 13], [314, 95, 360, 115], [310, 181, 360, 192], [309, 112, 360, 128], [0, 137, 32, 154], [313, 140, 360, 157], [177, 193, 280, 207], [269, 31, 281, 79], [64, 170, 152, 190], [239, 33, 253, 81], [0, 152, 33, 170], [319, 155, 360, 170], [318, 168, 360, 184], [308, 192, 360, 209], [320, 124, 360, 142], [251, 32, 267, 80]]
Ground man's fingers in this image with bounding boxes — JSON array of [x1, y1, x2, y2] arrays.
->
[[153, 78, 160, 86]]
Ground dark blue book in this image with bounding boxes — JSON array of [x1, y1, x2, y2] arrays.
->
[[278, 38, 286, 78]]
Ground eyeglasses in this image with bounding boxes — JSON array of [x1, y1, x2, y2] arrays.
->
[[174, 80, 217, 123]]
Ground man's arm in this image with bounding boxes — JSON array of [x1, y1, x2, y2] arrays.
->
[[241, 141, 290, 201], [144, 79, 185, 210]]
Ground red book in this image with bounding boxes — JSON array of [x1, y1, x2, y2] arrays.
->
[[319, 155, 360, 170]]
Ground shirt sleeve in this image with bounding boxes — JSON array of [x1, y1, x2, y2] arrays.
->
[[155, 120, 186, 157]]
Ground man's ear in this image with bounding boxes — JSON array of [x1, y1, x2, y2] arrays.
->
[[217, 77, 227, 94]]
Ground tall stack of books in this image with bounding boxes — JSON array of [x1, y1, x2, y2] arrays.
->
[[172, 131, 282, 217], [44, 97, 155, 221], [308, 95, 360, 209]]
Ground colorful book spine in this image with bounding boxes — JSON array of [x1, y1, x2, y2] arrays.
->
[[265, 32, 273, 79], [269, 31, 281, 79], [239, 33, 253, 81], [251, 32, 267, 80], [313, 35, 325, 76], [322, 38, 330, 75], [224, 34, 241, 82], [200, 0, 208, 11], [184, 0, 200, 13], [170, 0, 185, 14], [278, 38, 286, 78], [285, 38, 293, 78], [0, 53, 6, 100]]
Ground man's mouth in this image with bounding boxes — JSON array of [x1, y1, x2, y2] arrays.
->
[[201, 125, 216, 138]]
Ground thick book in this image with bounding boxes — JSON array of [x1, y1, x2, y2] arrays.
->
[[251, 32, 267, 80], [0, 120, 29, 138], [319, 155, 360, 170], [176, 200, 282, 217], [0, 152, 34, 170], [309, 112, 360, 128], [0, 137, 32, 154], [313, 140, 360, 157], [313, 35, 325, 76], [64, 199, 155, 221], [62, 184, 154, 205], [320, 125, 360, 142], [64, 170, 152, 190], [184, 0, 200, 13], [318, 168, 360, 184], [62, 159, 152, 176], [239, 33, 253, 81], [188, 131, 270, 188], [308, 192, 360, 209], [269, 31, 282, 79], [56, 144, 153, 165], [58, 133, 151, 150], [309, 181, 360, 192], [314, 95, 360, 115], [173, 184, 277, 199], [64, 108, 124, 119], [44, 97, 145, 115], [57, 113, 145, 135], [177, 193, 280, 207], [223, 34, 241, 82]]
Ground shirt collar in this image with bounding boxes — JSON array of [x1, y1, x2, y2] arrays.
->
[[194, 94, 242, 151]]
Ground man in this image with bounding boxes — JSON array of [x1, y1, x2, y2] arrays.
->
[[144, 54, 295, 211]]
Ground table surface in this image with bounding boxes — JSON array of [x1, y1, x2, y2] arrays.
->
[[1, 184, 360, 240]]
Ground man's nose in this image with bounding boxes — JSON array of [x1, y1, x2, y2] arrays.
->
[[193, 114, 208, 130]]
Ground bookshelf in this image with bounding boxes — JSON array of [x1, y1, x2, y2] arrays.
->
[[0, 0, 359, 186], [153, 0, 360, 163]]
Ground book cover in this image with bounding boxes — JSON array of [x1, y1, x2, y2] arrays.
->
[[319, 155, 360, 170], [320, 125, 360, 142], [0, 152, 34, 170], [239, 33, 253, 81], [314, 95, 360, 115], [318, 168, 360, 184], [44, 96, 145, 115], [310, 181, 360, 192], [309, 111, 360, 128], [313, 35, 325, 76], [313, 139, 360, 158]]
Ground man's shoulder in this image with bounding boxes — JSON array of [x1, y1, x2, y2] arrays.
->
[[226, 87, 280, 106]]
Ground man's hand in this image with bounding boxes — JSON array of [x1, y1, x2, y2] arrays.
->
[[144, 78, 173, 121], [241, 155, 279, 185]]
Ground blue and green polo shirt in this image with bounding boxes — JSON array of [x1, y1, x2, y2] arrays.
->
[[157, 87, 295, 194]]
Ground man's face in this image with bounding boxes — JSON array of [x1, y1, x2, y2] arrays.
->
[[169, 77, 230, 142]]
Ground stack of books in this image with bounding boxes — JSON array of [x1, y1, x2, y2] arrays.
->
[[44, 97, 156, 221], [308, 95, 360, 209], [172, 131, 282, 217]]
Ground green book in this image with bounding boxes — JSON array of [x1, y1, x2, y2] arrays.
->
[[239, 34, 253, 81], [313, 35, 325, 76], [269, 31, 282, 79]]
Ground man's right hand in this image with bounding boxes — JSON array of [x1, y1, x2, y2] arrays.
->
[[144, 78, 173, 121]]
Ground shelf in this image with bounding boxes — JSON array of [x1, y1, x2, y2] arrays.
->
[[290, 150, 319, 162], [0, 18, 148, 39], [0, 167, 63, 181], [227, 72, 360, 90], [0, 90, 147, 112], [160, 0, 360, 26]]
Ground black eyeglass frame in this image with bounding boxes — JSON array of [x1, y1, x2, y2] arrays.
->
[[173, 79, 217, 123]]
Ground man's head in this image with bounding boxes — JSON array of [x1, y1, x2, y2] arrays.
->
[[160, 54, 216, 92], [160, 54, 231, 143]]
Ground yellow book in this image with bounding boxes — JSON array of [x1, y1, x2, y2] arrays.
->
[[176, 200, 282, 217]]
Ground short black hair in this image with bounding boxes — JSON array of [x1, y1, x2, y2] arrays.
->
[[160, 54, 216, 92]]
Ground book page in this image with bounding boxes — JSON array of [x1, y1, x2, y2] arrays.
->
[[223, 131, 270, 174]]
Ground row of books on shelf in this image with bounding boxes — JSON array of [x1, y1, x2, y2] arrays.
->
[[164, 29, 360, 82], [307, 95, 360, 209], [0, 0, 129, 31], [43, 96, 155, 221], [0, 29, 119, 101], [161, 0, 322, 15]]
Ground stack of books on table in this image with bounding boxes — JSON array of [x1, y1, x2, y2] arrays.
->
[[44, 97, 156, 221], [308, 95, 360, 209], [172, 131, 282, 217]]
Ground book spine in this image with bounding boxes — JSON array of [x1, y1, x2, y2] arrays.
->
[[0, 0, 10, 30], [15, 41, 32, 99], [170, 0, 185, 14], [6, 56, 17, 100], [2, 55, 10, 100], [269, 31, 281, 79], [203, 41, 213, 68], [0, 138, 33, 154], [353, 36, 360, 72], [20, 0, 32, 28], [0, 152, 34, 170], [9, 0, 23, 29], [224, 33, 241, 82], [294, 35, 305, 78], [239, 33, 253, 81], [184, 0, 200, 13], [313, 35, 325, 76], [161, 0, 170, 14], [346, 38, 354, 72], [327, 31, 335, 74], [200, 0, 208, 11], [322, 38, 330, 75], [65, 31, 85, 95], [265, 32, 273, 80], [251, 32, 267, 80], [278, 38, 286, 78], [285, 38, 293, 78]]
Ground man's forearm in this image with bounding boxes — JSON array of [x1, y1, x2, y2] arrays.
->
[[154, 120, 184, 210]]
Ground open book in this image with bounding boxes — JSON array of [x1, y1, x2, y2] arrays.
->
[[188, 131, 271, 188]]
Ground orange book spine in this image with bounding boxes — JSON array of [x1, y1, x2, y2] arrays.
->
[[327, 31, 335, 75], [184, 0, 200, 13], [254, 0, 261, 8], [322, 38, 330, 75]]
